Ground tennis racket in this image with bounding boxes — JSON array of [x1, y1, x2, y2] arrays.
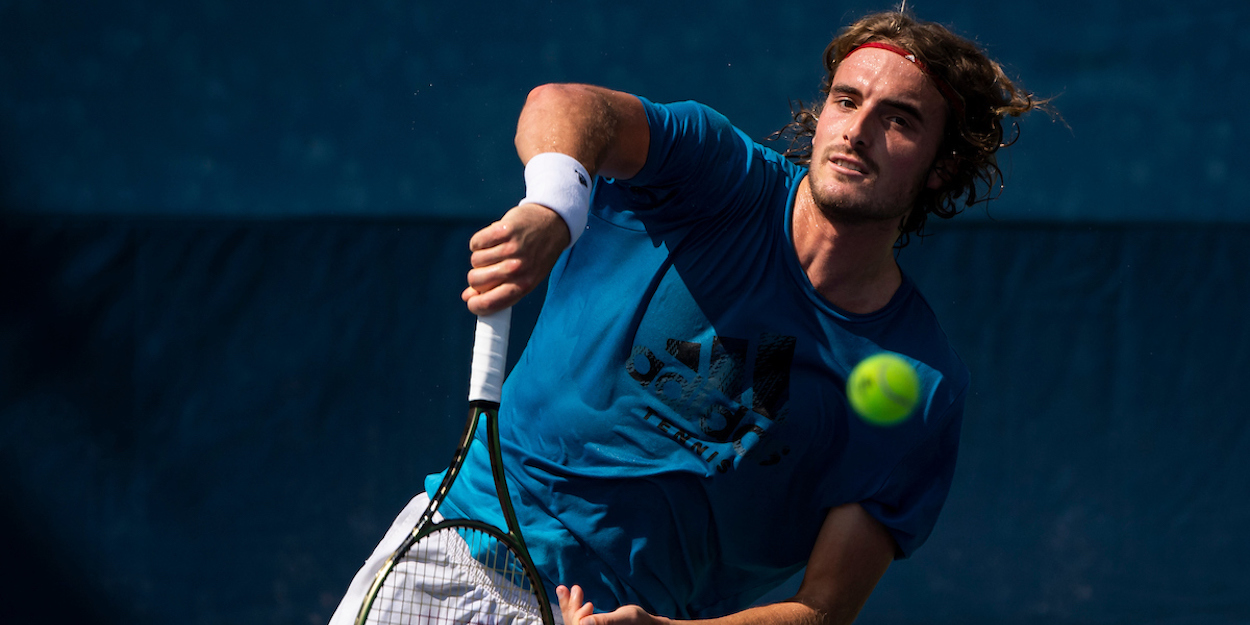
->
[[355, 308, 555, 625]]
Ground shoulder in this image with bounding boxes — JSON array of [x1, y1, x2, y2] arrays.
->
[[636, 97, 733, 133], [627, 97, 796, 191], [896, 278, 970, 394]]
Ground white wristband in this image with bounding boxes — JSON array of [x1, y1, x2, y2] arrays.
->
[[520, 152, 592, 247]]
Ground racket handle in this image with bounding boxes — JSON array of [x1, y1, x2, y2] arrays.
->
[[469, 308, 512, 403]]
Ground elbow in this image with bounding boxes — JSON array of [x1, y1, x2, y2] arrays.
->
[[514, 84, 575, 158], [521, 83, 593, 125], [524, 83, 586, 107], [514, 83, 603, 163]]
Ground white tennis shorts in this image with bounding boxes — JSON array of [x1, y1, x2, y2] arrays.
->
[[329, 493, 560, 625]]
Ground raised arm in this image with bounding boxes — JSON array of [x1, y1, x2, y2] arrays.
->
[[462, 84, 649, 315], [515, 83, 649, 180], [557, 503, 896, 625]]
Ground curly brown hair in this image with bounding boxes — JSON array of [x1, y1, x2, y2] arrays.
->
[[772, 10, 1049, 244]]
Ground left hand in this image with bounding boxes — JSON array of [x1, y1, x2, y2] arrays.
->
[[556, 585, 666, 625]]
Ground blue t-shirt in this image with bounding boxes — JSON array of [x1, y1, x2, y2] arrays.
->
[[429, 97, 969, 619]]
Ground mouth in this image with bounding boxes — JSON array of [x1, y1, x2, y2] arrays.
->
[[828, 153, 869, 176]]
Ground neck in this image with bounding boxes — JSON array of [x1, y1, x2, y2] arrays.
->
[[791, 177, 904, 314]]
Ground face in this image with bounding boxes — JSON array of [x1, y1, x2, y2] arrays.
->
[[805, 46, 949, 225]]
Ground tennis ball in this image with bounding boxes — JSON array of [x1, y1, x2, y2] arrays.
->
[[847, 352, 920, 426]]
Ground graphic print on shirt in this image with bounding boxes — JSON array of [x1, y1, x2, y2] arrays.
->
[[625, 332, 796, 473]]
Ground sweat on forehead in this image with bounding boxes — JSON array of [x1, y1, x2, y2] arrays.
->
[[844, 41, 965, 120]]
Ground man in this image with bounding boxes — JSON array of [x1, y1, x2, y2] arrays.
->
[[334, 9, 1042, 625]]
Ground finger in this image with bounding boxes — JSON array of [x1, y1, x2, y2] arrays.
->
[[465, 282, 524, 316], [468, 220, 512, 253], [468, 258, 546, 303], [465, 258, 521, 292], [469, 228, 524, 269], [558, 585, 586, 625], [469, 243, 513, 269], [579, 602, 596, 622]]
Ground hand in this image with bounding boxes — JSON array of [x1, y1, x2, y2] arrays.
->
[[556, 585, 666, 625], [462, 203, 571, 315], [556, 585, 595, 625]]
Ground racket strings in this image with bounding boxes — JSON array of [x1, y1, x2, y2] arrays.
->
[[366, 525, 544, 625]]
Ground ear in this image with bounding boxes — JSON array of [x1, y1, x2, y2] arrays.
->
[[927, 154, 958, 190]]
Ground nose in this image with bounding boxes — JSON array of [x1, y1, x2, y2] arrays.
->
[[842, 109, 870, 147]]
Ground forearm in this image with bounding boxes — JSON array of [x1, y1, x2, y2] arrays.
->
[[462, 84, 644, 314], [514, 83, 648, 180], [680, 600, 837, 625], [562, 590, 861, 625], [560, 506, 891, 625], [680, 593, 875, 625]]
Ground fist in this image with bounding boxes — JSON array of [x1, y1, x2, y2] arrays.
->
[[462, 203, 571, 315]]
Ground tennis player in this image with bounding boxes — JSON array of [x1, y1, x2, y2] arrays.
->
[[333, 9, 1043, 625]]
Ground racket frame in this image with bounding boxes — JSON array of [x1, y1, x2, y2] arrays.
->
[[355, 311, 553, 625]]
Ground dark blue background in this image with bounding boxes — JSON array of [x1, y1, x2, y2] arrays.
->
[[4, 0, 1247, 221], [3, 1, 1249, 624]]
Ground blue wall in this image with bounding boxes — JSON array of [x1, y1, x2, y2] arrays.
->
[[4, 1, 1250, 624], [5, 219, 1249, 624], [3, 0, 1247, 221]]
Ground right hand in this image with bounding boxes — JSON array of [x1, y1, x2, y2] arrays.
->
[[461, 203, 571, 315]]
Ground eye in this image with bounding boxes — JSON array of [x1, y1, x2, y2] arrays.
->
[[887, 115, 910, 128], [834, 97, 856, 110]]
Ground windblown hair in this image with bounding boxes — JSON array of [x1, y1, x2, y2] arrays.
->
[[772, 10, 1048, 244]]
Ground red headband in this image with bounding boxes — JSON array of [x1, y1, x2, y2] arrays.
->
[[847, 41, 966, 120]]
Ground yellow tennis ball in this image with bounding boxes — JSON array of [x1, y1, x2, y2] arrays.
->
[[847, 352, 920, 426]]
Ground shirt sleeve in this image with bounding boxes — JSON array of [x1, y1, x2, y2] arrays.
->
[[604, 97, 761, 229], [859, 387, 966, 558]]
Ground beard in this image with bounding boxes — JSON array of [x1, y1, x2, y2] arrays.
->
[[807, 158, 929, 227]]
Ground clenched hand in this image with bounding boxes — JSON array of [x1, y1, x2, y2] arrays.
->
[[462, 203, 571, 315]]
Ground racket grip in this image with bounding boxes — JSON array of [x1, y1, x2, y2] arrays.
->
[[469, 308, 512, 403]]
